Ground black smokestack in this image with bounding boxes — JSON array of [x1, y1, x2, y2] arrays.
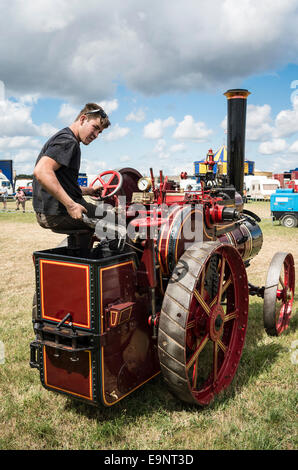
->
[[224, 89, 250, 196]]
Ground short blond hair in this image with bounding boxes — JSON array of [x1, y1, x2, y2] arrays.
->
[[75, 103, 111, 128]]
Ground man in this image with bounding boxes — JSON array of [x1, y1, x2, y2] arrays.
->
[[0, 185, 8, 210], [15, 187, 27, 212], [33, 103, 110, 233]]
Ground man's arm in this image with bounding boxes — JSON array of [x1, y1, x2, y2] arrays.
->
[[33, 156, 87, 219]]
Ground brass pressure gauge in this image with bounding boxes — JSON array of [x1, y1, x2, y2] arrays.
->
[[137, 177, 152, 192]]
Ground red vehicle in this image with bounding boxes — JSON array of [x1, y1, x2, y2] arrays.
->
[[19, 181, 33, 197], [30, 90, 295, 407]]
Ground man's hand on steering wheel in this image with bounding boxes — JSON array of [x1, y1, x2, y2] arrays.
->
[[81, 186, 103, 198]]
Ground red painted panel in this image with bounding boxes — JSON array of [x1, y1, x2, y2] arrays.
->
[[44, 346, 93, 400], [99, 262, 136, 321], [40, 260, 90, 328], [98, 261, 160, 406]]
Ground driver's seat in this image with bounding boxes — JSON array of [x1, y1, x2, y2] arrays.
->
[[51, 228, 93, 258]]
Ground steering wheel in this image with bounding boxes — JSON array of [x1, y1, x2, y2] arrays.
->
[[89, 170, 123, 200]]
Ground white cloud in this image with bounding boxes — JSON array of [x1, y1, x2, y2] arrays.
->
[[258, 139, 287, 155], [38, 123, 58, 137], [14, 149, 36, 163], [144, 117, 175, 139], [288, 140, 298, 153], [0, 136, 40, 150], [103, 124, 130, 142], [12, 149, 39, 174], [14, 0, 75, 33], [222, 98, 298, 149], [58, 99, 118, 125], [169, 143, 187, 153], [173, 115, 212, 141], [158, 152, 170, 160], [0, 99, 37, 137], [80, 159, 107, 175], [120, 155, 131, 162], [221, 104, 274, 142], [172, 163, 195, 176], [98, 99, 118, 115], [153, 139, 166, 153], [3, 1, 298, 100], [273, 95, 298, 138], [0, 82, 57, 137], [126, 109, 146, 122], [19, 94, 40, 105], [269, 155, 298, 173], [246, 104, 274, 141], [153, 139, 187, 163], [0, 81, 4, 101], [58, 103, 79, 123]]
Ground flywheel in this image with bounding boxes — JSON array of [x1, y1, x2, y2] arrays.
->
[[158, 241, 249, 406]]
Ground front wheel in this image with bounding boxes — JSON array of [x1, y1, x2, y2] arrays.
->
[[281, 214, 297, 228], [158, 241, 249, 406], [263, 252, 295, 336]]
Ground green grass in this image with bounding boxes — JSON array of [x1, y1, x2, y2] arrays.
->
[[0, 199, 35, 224], [0, 202, 297, 450]]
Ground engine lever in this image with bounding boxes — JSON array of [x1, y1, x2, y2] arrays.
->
[[82, 213, 97, 228], [56, 313, 77, 335]]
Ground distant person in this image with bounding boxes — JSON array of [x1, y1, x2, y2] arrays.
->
[[0, 186, 8, 210], [33, 103, 110, 233], [15, 187, 27, 212]]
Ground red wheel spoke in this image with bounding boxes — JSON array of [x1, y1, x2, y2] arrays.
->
[[222, 276, 232, 296], [213, 341, 218, 380], [192, 339, 200, 388], [186, 334, 209, 371], [217, 338, 227, 353], [98, 176, 105, 187], [279, 275, 285, 289], [193, 289, 211, 316], [186, 319, 196, 329], [210, 274, 232, 308], [200, 266, 206, 296], [217, 256, 226, 304], [107, 173, 116, 186], [224, 309, 237, 322]]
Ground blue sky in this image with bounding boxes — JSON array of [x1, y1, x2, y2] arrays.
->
[[1, 0, 298, 178]]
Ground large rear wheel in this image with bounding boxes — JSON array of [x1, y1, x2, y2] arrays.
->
[[158, 241, 249, 406]]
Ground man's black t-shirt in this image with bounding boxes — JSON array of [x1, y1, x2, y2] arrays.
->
[[33, 127, 83, 215]]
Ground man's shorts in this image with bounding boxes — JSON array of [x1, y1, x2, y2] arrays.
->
[[35, 200, 97, 233]]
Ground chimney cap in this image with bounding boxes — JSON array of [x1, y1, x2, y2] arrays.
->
[[224, 89, 250, 99]]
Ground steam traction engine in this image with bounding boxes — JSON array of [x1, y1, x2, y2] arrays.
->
[[30, 90, 295, 407]]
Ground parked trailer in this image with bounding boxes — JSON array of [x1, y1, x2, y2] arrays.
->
[[0, 170, 14, 195], [244, 175, 280, 200], [271, 188, 298, 228]]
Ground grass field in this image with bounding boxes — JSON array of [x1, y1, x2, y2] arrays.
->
[[0, 201, 297, 450]]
